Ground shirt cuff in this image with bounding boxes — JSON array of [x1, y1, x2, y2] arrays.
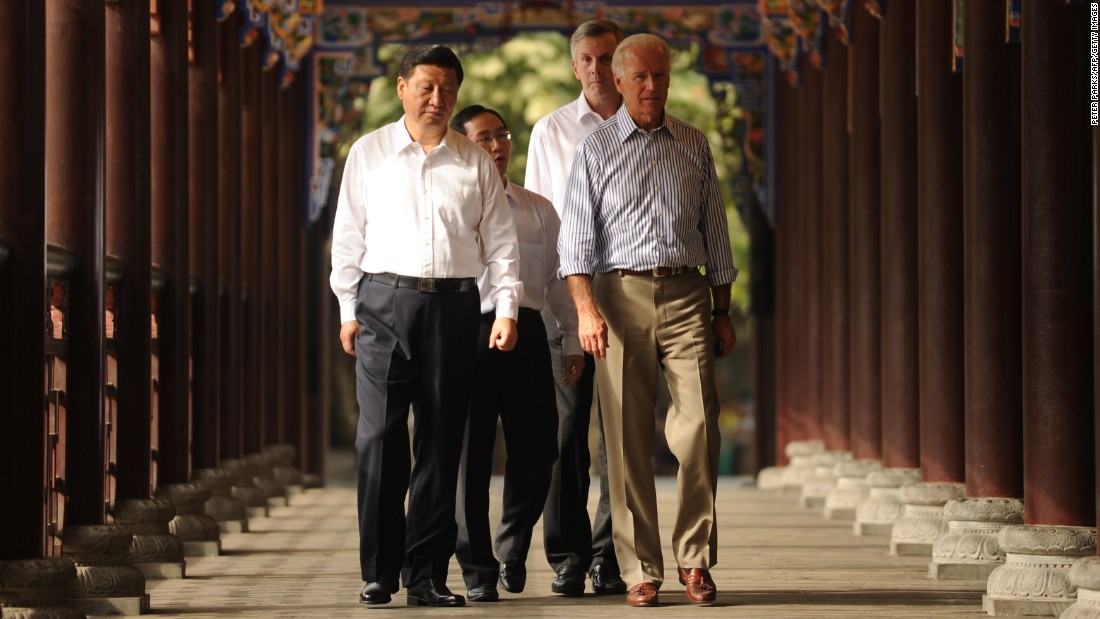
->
[[494, 297, 518, 321], [340, 302, 357, 325], [706, 266, 739, 288], [557, 261, 593, 279], [562, 335, 582, 358]]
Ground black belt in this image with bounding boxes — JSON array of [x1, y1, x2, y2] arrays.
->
[[615, 266, 696, 278], [366, 272, 477, 293]]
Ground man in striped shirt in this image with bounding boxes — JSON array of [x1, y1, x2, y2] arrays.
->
[[558, 34, 737, 608]]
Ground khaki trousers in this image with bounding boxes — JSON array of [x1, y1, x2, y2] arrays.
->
[[591, 270, 721, 588]]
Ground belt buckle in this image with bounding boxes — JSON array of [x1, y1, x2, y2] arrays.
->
[[418, 278, 437, 293]]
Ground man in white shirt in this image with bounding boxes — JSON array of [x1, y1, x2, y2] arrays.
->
[[524, 19, 628, 597], [330, 45, 521, 609], [449, 105, 584, 603]]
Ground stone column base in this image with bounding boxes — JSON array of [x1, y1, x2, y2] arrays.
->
[[756, 466, 786, 490], [302, 473, 324, 489], [854, 468, 922, 536], [1063, 556, 1100, 618], [889, 482, 964, 556], [63, 524, 149, 616], [823, 459, 881, 521], [115, 498, 185, 579], [157, 482, 222, 557], [779, 440, 825, 492], [929, 497, 1023, 580], [0, 557, 85, 618], [193, 468, 248, 534], [799, 451, 851, 509], [983, 525, 1096, 616], [223, 458, 272, 519], [265, 443, 305, 499]]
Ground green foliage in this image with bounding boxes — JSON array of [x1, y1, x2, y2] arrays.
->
[[352, 33, 751, 314]]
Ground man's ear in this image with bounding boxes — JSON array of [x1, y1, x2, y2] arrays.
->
[[396, 76, 407, 99], [614, 74, 625, 94]]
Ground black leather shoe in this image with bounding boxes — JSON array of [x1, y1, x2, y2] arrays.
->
[[590, 563, 627, 595], [467, 585, 499, 602], [551, 564, 586, 596], [359, 582, 391, 605], [498, 563, 526, 593], [407, 580, 466, 607]]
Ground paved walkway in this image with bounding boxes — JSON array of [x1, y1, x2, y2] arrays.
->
[[139, 459, 991, 618]]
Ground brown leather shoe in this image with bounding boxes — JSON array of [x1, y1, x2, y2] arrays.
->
[[626, 582, 659, 607], [678, 567, 717, 603]]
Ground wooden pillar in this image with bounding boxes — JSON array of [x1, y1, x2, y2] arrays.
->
[[189, 0, 220, 471], [0, 0, 47, 559], [963, 0, 1023, 500], [151, 0, 191, 485], [217, 13, 244, 463], [260, 63, 280, 448], [774, 75, 802, 463], [916, 0, 964, 484], [1020, 0, 1094, 526], [821, 29, 850, 451], [239, 39, 263, 456], [47, 0, 106, 527], [878, 0, 918, 469], [847, 7, 882, 460], [798, 55, 824, 442], [106, 0, 153, 502]]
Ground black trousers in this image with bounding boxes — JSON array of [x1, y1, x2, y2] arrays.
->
[[455, 308, 559, 589], [540, 306, 618, 572], [354, 276, 480, 589]]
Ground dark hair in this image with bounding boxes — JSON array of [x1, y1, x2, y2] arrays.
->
[[400, 44, 464, 85], [450, 105, 508, 133], [569, 19, 626, 59]]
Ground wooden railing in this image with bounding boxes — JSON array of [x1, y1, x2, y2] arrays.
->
[[44, 245, 75, 557]]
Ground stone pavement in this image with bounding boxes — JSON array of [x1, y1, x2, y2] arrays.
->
[[133, 457, 991, 618]]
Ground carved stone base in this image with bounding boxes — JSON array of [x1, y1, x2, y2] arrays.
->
[[302, 473, 324, 489], [156, 482, 222, 557], [756, 466, 786, 490], [223, 458, 271, 519], [823, 459, 881, 521], [0, 557, 85, 618], [889, 482, 965, 556], [62, 525, 149, 616], [983, 525, 1097, 616], [264, 444, 304, 498], [1063, 556, 1100, 618], [929, 497, 1023, 580], [193, 468, 248, 534], [854, 468, 922, 536], [247, 453, 288, 509], [114, 498, 184, 580], [779, 440, 825, 491], [799, 451, 851, 509]]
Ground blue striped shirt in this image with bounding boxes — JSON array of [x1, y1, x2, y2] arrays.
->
[[557, 105, 738, 287]]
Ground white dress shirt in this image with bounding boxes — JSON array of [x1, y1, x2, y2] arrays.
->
[[524, 93, 615, 216], [330, 117, 522, 324], [476, 181, 581, 357]]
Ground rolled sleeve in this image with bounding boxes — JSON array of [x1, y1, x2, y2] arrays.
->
[[557, 142, 600, 278]]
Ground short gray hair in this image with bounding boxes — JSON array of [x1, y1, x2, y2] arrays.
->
[[611, 34, 670, 76], [569, 19, 626, 60]]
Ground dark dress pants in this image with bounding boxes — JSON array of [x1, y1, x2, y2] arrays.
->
[[354, 276, 480, 590], [456, 308, 559, 589], [540, 306, 618, 572]]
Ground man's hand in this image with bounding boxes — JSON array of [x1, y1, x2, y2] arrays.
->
[[339, 320, 359, 357], [562, 354, 585, 385], [567, 275, 608, 360], [489, 318, 518, 351], [712, 316, 736, 359]]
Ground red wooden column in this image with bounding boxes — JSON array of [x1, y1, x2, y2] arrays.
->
[[239, 38, 264, 457], [105, 0, 153, 504], [0, 0, 47, 560], [963, 0, 1023, 504], [151, 0, 192, 489], [1019, 0, 1094, 528], [915, 0, 963, 485], [820, 29, 850, 453], [46, 0, 107, 529], [847, 7, 882, 461], [774, 75, 802, 466], [878, 0, 918, 470], [260, 63, 281, 449], [797, 56, 824, 443], [217, 13, 244, 465], [189, 0, 220, 473]]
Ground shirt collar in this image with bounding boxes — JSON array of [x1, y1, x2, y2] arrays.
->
[[575, 92, 602, 123], [612, 104, 670, 144], [390, 115, 460, 158]]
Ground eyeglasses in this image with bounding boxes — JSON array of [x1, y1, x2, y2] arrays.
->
[[471, 132, 511, 146]]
